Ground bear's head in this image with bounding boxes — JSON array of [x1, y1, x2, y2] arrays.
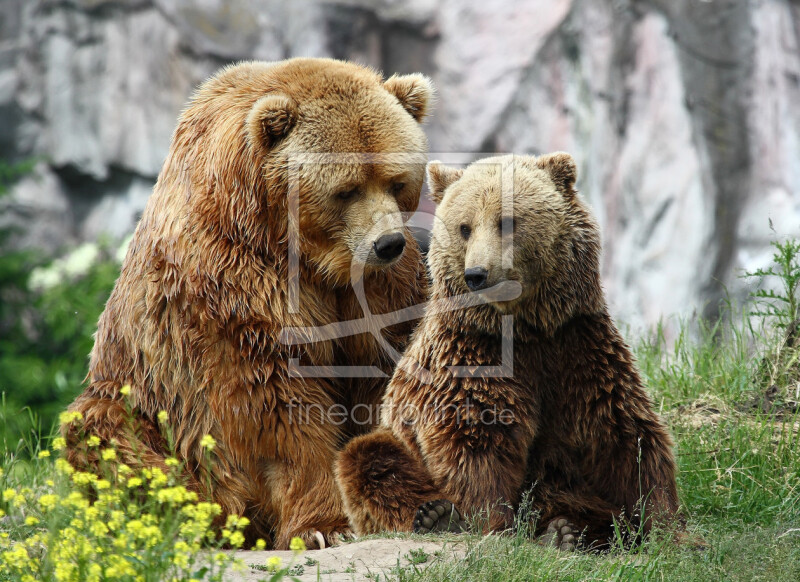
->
[[171, 58, 433, 287], [426, 153, 605, 332], [247, 59, 433, 283]]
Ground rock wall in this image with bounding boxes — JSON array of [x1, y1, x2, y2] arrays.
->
[[1, 0, 799, 329]]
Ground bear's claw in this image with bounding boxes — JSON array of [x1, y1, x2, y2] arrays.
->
[[540, 516, 581, 551], [296, 526, 354, 550], [412, 500, 468, 534]]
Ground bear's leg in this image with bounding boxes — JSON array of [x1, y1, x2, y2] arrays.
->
[[264, 407, 356, 550], [539, 516, 581, 551], [63, 392, 203, 492], [269, 461, 351, 550], [412, 499, 469, 534], [534, 488, 627, 551], [628, 433, 680, 536], [335, 428, 448, 535], [589, 430, 680, 545]]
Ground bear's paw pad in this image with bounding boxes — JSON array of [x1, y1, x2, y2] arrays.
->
[[412, 500, 468, 534], [540, 517, 581, 551]]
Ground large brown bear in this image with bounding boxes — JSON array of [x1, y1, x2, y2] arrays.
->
[[64, 58, 433, 549], [336, 153, 679, 550]]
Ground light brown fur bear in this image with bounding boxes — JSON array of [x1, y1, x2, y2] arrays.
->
[[336, 153, 679, 549], [64, 58, 433, 549]]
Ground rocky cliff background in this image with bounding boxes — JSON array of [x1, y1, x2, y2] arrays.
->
[[1, 0, 799, 330]]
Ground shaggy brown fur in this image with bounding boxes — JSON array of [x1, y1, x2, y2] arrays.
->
[[336, 153, 679, 549], [64, 58, 433, 549]]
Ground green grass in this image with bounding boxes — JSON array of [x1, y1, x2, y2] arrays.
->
[[391, 239, 800, 581], [391, 525, 800, 581], [2, 238, 799, 580], [383, 324, 800, 580], [334, 294, 800, 582]]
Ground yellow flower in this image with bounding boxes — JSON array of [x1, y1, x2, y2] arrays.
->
[[126, 477, 143, 489], [2, 544, 32, 570], [120, 384, 131, 396], [254, 538, 267, 550], [95, 479, 111, 490], [165, 457, 180, 467], [108, 510, 125, 531], [289, 536, 307, 553], [173, 540, 191, 564], [24, 516, 39, 526], [72, 471, 98, 486], [54, 560, 76, 582], [101, 448, 116, 461], [149, 467, 168, 489], [225, 514, 250, 529], [55, 458, 74, 475], [88, 564, 102, 582], [2, 488, 16, 502], [37, 450, 50, 459], [51, 437, 66, 451], [157, 410, 169, 424], [200, 434, 216, 450], [38, 494, 58, 512], [156, 486, 196, 505], [229, 531, 245, 548], [58, 410, 83, 426], [62, 491, 87, 510], [86, 435, 101, 447], [90, 520, 109, 537], [266, 556, 282, 572], [104, 554, 136, 578]]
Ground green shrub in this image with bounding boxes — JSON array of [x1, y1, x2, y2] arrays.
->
[[0, 255, 120, 450], [0, 161, 119, 451]]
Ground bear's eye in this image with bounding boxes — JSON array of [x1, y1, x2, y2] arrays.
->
[[460, 224, 471, 240], [498, 216, 516, 234], [390, 182, 405, 195], [336, 188, 359, 201]]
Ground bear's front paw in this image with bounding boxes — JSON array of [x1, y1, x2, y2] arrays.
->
[[412, 500, 468, 534], [540, 517, 581, 551], [295, 527, 355, 550], [325, 526, 356, 547]]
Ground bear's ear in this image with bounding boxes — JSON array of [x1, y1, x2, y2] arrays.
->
[[426, 161, 464, 204], [384, 74, 435, 122], [536, 152, 577, 196], [246, 94, 298, 149]]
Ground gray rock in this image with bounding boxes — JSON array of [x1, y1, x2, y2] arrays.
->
[[1, 0, 799, 330], [0, 163, 76, 252]]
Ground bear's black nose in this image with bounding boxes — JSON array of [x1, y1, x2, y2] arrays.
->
[[373, 232, 406, 261], [464, 267, 489, 291]]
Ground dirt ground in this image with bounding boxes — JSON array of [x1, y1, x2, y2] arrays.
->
[[224, 537, 465, 582]]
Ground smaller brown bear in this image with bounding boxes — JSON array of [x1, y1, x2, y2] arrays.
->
[[335, 153, 679, 550]]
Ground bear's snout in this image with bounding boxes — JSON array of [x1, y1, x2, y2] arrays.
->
[[464, 266, 489, 291], [373, 232, 406, 262]]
